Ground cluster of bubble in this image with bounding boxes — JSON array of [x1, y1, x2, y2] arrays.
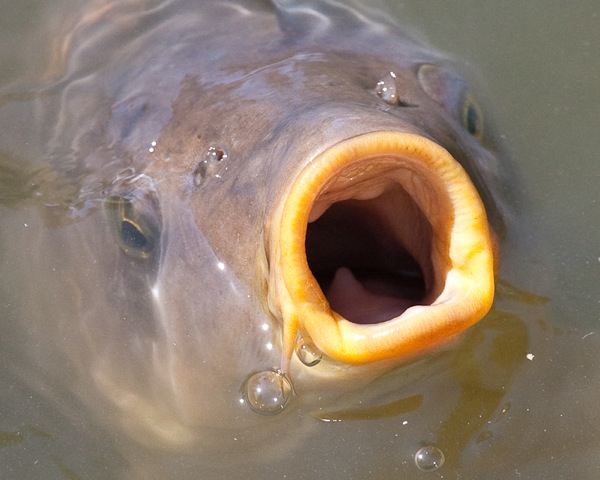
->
[[240, 332, 445, 475], [241, 335, 325, 414]]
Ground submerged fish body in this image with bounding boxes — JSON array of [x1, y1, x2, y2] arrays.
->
[[0, 0, 509, 473]]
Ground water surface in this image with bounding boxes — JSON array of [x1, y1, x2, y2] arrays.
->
[[1, 1, 599, 478]]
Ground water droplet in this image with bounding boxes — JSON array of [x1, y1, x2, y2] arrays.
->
[[414, 445, 445, 472], [242, 370, 293, 415], [375, 71, 398, 106], [295, 337, 322, 367]]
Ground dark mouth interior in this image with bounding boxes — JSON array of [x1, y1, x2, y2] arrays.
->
[[305, 183, 433, 325]]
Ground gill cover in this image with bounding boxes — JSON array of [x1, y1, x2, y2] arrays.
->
[[268, 132, 495, 370]]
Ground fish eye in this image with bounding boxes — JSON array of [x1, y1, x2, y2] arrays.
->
[[417, 64, 485, 141], [106, 193, 160, 259], [119, 212, 153, 255], [461, 93, 484, 140]]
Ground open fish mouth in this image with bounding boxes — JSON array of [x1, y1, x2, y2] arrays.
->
[[268, 132, 495, 369]]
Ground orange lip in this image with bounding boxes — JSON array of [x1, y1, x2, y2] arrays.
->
[[268, 132, 495, 371]]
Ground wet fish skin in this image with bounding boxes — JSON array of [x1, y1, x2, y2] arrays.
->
[[0, 0, 507, 469]]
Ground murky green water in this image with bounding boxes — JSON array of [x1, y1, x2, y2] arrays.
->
[[1, 1, 599, 479]]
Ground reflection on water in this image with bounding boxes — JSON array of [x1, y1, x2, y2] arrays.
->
[[1, 0, 600, 479]]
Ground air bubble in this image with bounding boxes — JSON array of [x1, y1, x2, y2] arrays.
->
[[242, 369, 292, 415], [295, 337, 322, 367], [414, 445, 445, 472], [375, 71, 398, 106]]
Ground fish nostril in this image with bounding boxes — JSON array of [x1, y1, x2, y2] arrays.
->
[[193, 146, 229, 186], [206, 146, 228, 163]]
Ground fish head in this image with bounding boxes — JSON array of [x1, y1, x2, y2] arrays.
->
[[140, 34, 504, 368], [12, 0, 509, 458]]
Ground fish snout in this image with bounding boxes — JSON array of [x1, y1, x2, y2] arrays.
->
[[267, 131, 495, 371]]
